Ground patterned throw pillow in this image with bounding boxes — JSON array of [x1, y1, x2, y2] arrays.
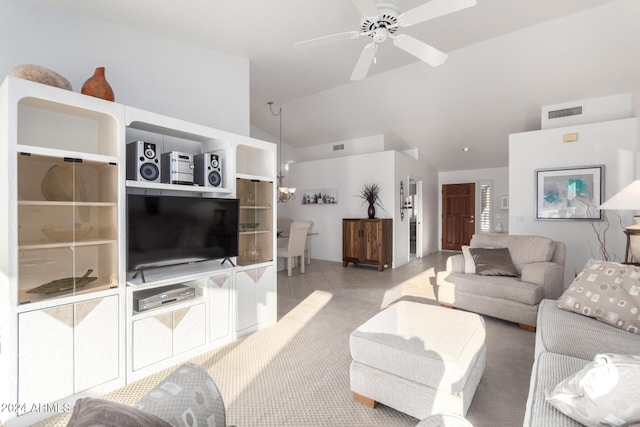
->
[[135, 363, 226, 427], [557, 259, 640, 334], [67, 398, 172, 427], [545, 353, 640, 426]]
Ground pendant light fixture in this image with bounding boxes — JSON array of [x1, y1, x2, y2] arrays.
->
[[268, 101, 296, 203]]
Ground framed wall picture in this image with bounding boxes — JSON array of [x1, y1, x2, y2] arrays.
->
[[301, 188, 338, 205], [535, 165, 604, 220]]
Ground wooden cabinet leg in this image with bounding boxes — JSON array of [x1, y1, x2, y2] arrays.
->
[[354, 392, 376, 408]]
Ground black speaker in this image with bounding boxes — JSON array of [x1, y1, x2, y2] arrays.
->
[[194, 153, 222, 187], [126, 141, 160, 182]]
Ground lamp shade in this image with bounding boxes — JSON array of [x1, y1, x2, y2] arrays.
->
[[599, 179, 640, 210]]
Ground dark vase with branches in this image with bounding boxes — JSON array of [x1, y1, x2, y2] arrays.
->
[[357, 183, 385, 219]]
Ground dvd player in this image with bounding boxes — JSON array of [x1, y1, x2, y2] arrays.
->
[[134, 283, 195, 312]]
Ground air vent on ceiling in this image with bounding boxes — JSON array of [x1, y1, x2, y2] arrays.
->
[[548, 106, 583, 120], [333, 144, 344, 151]]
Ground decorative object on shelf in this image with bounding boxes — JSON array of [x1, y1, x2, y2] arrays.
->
[[42, 223, 93, 242], [246, 246, 261, 260], [240, 223, 260, 231], [268, 101, 296, 203], [535, 165, 603, 220], [9, 64, 72, 90], [399, 180, 412, 221], [27, 269, 97, 294], [357, 183, 385, 219], [81, 67, 115, 101], [41, 164, 87, 202], [599, 179, 640, 265], [301, 187, 338, 205]]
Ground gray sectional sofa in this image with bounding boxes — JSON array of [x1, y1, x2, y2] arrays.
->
[[524, 299, 640, 426], [436, 234, 566, 328]]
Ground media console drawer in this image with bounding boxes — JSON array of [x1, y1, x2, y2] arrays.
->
[[132, 302, 206, 371]]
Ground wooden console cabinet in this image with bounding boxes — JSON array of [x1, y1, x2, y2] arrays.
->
[[342, 218, 392, 271]]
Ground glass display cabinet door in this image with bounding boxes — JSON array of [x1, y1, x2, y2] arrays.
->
[[17, 153, 118, 304], [237, 178, 273, 266]]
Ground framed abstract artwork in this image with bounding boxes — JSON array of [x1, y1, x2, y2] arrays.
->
[[535, 165, 604, 220]]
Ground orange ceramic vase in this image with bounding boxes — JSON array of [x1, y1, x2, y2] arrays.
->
[[81, 67, 115, 101]]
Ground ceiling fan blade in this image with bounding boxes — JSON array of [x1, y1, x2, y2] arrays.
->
[[393, 34, 448, 67], [350, 43, 377, 81], [398, 0, 477, 27], [350, 0, 379, 18], [294, 31, 362, 50]]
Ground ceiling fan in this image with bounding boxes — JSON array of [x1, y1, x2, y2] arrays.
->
[[294, 0, 477, 81]]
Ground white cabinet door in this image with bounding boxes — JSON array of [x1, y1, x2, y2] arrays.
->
[[74, 295, 119, 392], [132, 312, 172, 371], [173, 303, 206, 355], [209, 273, 231, 342], [236, 269, 258, 332], [236, 265, 275, 332], [255, 265, 275, 325], [18, 305, 74, 406]]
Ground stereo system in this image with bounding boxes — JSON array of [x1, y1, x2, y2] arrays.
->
[[126, 141, 160, 183], [126, 141, 223, 187], [133, 283, 195, 312], [161, 151, 194, 185], [194, 153, 222, 187]]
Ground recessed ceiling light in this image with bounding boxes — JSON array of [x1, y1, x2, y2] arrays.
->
[[462, 147, 470, 152]]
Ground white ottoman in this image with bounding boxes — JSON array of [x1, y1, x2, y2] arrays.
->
[[350, 301, 486, 420]]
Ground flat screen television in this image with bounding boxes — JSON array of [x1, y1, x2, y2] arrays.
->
[[127, 194, 239, 271]]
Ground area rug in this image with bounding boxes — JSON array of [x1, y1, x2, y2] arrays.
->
[[36, 287, 534, 426]]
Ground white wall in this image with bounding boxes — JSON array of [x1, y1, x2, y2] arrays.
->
[[277, 151, 394, 264], [509, 118, 638, 286], [1, 0, 249, 135], [438, 167, 510, 246], [394, 151, 440, 265], [277, 149, 438, 268], [295, 135, 385, 162]]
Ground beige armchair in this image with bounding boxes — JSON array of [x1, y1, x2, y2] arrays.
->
[[436, 234, 565, 329]]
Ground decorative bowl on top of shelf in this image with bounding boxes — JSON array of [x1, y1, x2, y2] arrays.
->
[[42, 223, 93, 242], [240, 223, 259, 232]]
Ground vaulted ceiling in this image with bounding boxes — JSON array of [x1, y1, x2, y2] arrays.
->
[[31, 0, 640, 171]]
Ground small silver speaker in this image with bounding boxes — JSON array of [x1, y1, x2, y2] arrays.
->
[[126, 141, 160, 182], [194, 153, 222, 187]]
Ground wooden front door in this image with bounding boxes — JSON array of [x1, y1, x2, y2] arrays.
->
[[442, 183, 475, 251]]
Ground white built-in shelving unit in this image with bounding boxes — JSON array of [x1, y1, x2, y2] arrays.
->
[[0, 75, 277, 426]]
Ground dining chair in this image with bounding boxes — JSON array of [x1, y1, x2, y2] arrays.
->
[[301, 220, 314, 264], [277, 221, 311, 276], [277, 218, 293, 234]]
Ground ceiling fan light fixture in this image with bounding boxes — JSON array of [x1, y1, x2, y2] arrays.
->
[[295, 0, 476, 80], [373, 27, 388, 43]]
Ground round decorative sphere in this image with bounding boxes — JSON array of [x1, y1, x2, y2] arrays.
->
[[41, 164, 86, 202]]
